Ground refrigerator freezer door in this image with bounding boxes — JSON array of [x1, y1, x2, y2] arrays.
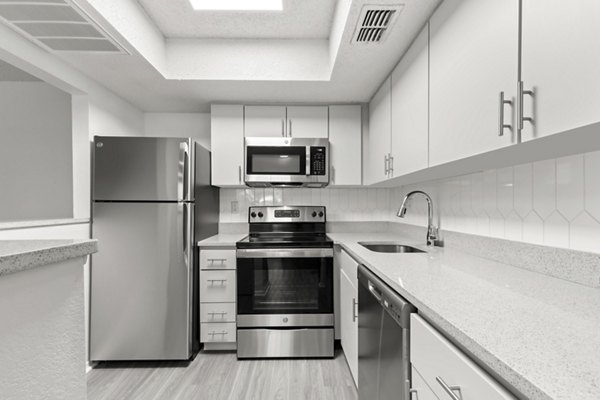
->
[[90, 202, 193, 361], [93, 136, 194, 202]]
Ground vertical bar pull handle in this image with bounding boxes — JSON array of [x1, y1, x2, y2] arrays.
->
[[384, 154, 389, 176], [238, 165, 242, 183], [288, 119, 292, 137], [435, 376, 462, 400], [389, 154, 394, 177], [498, 91, 513, 136], [281, 119, 285, 137], [517, 80, 535, 134], [352, 298, 357, 322]]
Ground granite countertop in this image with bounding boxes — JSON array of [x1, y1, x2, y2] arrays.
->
[[197, 234, 247, 247], [329, 232, 600, 400], [0, 239, 98, 277]]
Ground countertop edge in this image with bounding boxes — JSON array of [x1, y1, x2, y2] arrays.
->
[[0, 218, 90, 231], [0, 240, 98, 277], [333, 239, 551, 400]]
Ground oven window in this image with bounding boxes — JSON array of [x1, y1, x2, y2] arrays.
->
[[246, 146, 306, 175], [237, 257, 333, 315]]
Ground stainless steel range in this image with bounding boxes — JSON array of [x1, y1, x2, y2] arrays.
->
[[236, 206, 334, 359]]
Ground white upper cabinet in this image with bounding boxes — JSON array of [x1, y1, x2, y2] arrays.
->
[[329, 105, 362, 186], [368, 77, 392, 184], [286, 106, 329, 138], [211, 105, 244, 186], [521, 0, 600, 141], [244, 106, 287, 137], [391, 24, 429, 176], [429, 0, 519, 166]]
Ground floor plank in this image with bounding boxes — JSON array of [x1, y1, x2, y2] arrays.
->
[[88, 350, 358, 400]]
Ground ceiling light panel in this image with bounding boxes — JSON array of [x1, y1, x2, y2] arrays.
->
[[189, 0, 283, 11]]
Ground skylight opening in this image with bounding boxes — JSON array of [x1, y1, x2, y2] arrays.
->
[[190, 0, 283, 11]]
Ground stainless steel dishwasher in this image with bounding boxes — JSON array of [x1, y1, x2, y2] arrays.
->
[[358, 264, 416, 400]]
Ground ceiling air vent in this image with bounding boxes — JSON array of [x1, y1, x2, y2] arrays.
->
[[352, 4, 404, 44], [0, 0, 127, 54]]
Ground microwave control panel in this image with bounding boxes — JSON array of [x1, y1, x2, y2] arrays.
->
[[310, 147, 327, 175]]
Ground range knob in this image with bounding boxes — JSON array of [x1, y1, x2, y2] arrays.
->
[[258, 212, 264, 218], [312, 211, 317, 217], [250, 212, 257, 218], [318, 211, 324, 217]]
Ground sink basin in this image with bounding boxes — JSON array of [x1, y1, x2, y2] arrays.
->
[[358, 242, 426, 253]]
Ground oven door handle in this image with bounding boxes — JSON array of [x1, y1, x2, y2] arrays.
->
[[236, 248, 333, 258]]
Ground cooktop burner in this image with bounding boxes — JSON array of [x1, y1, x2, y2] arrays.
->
[[237, 206, 332, 249]]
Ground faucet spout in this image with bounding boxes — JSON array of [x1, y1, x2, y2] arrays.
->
[[396, 190, 442, 247]]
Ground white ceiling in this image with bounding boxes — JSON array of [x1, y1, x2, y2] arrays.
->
[[0, 59, 40, 81], [136, 0, 337, 39], [38, 0, 441, 112]]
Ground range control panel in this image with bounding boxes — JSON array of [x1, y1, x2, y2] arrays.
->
[[249, 206, 326, 223], [310, 147, 327, 176]]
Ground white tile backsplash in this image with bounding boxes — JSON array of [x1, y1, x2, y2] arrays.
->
[[219, 150, 600, 253]]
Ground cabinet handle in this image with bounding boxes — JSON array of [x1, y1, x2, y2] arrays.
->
[[238, 165, 242, 183], [208, 311, 228, 319], [409, 389, 419, 400], [435, 376, 462, 400], [208, 331, 228, 338], [281, 119, 285, 137], [389, 154, 394, 177], [384, 154, 389, 176], [207, 258, 226, 263], [517, 80, 535, 140], [207, 279, 227, 285], [288, 119, 292, 137], [498, 91, 513, 136], [331, 165, 335, 184], [352, 298, 357, 322]]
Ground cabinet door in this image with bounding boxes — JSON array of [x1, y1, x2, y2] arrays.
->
[[340, 269, 358, 387], [429, 0, 518, 166], [211, 105, 244, 186], [391, 24, 429, 176], [521, 0, 600, 141], [329, 105, 362, 186], [244, 106, 287, 137], [368, 77, 392, 184], [286, 106, 329, 138]]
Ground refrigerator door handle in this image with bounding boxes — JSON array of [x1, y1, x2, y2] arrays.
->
[[179, 141, 190, 201]]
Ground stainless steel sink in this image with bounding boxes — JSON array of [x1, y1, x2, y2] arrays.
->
[[358, 242, 426, 253]]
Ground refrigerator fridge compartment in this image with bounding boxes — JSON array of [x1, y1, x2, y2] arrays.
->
[[90, 201, 194, 361], [93, 136, 194, 202]]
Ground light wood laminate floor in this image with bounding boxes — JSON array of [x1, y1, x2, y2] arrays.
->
[[87, 350, 358, 400]]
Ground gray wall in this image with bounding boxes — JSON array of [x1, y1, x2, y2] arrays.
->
[[0, 81, 73, 222]]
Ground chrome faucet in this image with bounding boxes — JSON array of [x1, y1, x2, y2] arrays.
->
[[397, 190, 443, 247]]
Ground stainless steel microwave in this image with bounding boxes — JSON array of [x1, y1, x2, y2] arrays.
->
[[244, 137, 329, 188]]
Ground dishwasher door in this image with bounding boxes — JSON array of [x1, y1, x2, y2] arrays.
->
[[358, 264, 415, 400]]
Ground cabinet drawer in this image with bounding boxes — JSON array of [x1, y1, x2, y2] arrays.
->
[[411, 366, 440, 400], [200, 303, 236, 323], [200, 249, 236, 270], [411, 314, 515, 400], [338, 248, 358, 281], [200, 322, 236, 343], [200, 270, 236, 303]]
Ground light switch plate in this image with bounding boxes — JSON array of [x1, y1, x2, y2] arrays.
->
[[231, 201, 239, 213]]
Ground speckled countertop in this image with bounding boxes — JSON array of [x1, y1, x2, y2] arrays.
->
[[197, 234, 246, 247], [329, 232, 600, 400], [0, 240, 98, 277]]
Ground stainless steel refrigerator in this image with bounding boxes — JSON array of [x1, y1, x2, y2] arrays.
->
[[90, 136, 218, 361]]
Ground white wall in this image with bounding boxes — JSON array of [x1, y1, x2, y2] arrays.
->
[[0, 81, 73, 222], [144, 113, 211, 150]]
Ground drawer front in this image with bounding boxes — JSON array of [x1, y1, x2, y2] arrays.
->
[[200, 322, 236, 343], [411, 366, 440, 400], [411, 314, 515, 400], [200, 249, 236, 270], [200, 270, 236, 303], [338, 247, 359, 281], [200, 302, 236, 323]]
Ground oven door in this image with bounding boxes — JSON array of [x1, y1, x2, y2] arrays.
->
[[236, 248, 334, 325]]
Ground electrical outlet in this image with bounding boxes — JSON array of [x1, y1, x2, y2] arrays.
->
[[231, 201, 239, 214]]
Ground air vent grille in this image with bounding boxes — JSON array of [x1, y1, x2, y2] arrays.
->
[[0, 0, 126, 53], [352, 5, 404, 44]]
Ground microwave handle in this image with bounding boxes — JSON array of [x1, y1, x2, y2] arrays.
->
[[306, 146, 311, 175]]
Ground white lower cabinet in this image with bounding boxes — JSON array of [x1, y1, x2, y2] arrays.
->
[[336, 247, 359, 388], [411, 367, 440, 400], [199, 247, 237, 346], [411, 314, 515, 400]]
